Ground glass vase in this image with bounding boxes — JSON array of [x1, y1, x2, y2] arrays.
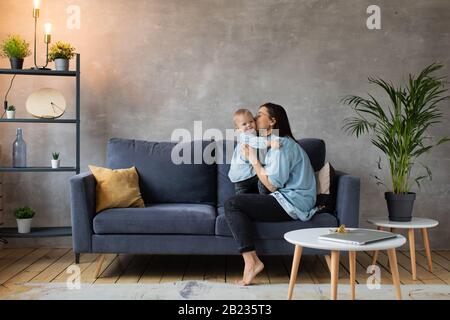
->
[[13, 128, 27, 168]]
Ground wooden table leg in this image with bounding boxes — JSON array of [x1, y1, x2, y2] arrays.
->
[[287, 245, 303, 300], [372, 227, 383, 265], [408, 228, 417, 280], [371, 250, 379, 266], [387, 248, 402, 300], [330, 250, 340, 300], [349, 251, 356, 300], [421, 228, 433, 272], [325, 254, 331, 273]]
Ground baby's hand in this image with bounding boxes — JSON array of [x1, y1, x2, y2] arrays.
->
[[270, 140, 281, 149]]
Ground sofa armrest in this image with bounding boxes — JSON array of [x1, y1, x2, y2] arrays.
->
[[334, 170, 360, 228], [70, 172, 96, 253]]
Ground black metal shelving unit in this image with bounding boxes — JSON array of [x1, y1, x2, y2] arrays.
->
[[0, 54, 80, 240]]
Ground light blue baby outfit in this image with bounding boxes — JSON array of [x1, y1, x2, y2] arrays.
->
[[228, 132, 269, 183]]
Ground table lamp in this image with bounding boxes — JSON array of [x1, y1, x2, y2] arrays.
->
[[32, 0, 52, 70]]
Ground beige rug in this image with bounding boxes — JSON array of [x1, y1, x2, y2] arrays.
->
[[2, 281, 449, 300]]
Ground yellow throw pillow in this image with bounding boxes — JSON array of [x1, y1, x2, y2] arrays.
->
[[89, 165, 145, 213]]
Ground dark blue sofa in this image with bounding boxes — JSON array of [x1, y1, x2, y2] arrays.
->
[[70, 138, 360, 263]]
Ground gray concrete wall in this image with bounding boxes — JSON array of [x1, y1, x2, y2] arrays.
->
[[0, 0, 449, 249]]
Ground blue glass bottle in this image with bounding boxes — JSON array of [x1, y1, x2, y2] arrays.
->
[[13, 128, 27, 168]]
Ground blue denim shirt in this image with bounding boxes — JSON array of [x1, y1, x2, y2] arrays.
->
[[264, 136, 318, 221], [228, 132, 269, 183]]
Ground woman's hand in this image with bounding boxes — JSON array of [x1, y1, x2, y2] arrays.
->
[[241, 144, 258, 165]]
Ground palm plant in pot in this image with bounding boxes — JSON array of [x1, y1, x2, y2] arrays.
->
[[48, 41, 76, 71], [15, 206, 36, 234], [0, 35, 31, 70], [342, 63, 449, 222]]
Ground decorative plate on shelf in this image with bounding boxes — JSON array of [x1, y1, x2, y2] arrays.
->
[[26, 88, 66, 119]]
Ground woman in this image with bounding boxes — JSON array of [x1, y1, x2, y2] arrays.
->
[[224, 103, 318, 286]]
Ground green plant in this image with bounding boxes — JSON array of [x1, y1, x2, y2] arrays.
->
[[7, 105, 15, 111], [48, 41, 76, 61], [0, 35, 31, 59], [14, 207, 36, 219], [52, 152, 60, 160], [342, 63, 450, 194]]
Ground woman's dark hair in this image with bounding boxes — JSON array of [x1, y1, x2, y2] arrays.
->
[[259, 103, 298, 142]]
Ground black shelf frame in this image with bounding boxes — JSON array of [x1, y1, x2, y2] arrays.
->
[[0, 167, 77, 173], [0, 227, 72, 238], [0, 54, 81, 243], [0, 119, 77, 123], [0, 69, 76, 77]]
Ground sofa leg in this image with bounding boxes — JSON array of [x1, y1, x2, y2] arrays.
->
[[75, 253, 80, 264], [94, 255, 106, 279]]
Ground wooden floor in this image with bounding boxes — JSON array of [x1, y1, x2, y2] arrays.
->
[[0, 248, 448, 297]]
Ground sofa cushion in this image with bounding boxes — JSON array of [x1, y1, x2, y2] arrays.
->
[[107, 138, 217, 205], [215, 207, 338, 239], [89, 165, 145, 213], [315, 162, 338, 214], [93, 204, 216, 235], [215, 138, 326, 207]]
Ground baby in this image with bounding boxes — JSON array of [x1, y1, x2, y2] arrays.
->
[[228, 109, 280, 194]]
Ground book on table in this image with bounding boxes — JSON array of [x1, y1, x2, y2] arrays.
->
[[318, 229, 398, 245]]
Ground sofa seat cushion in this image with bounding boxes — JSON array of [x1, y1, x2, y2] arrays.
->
[[215, 207, 338, 239], [94, 204, 216, 235]]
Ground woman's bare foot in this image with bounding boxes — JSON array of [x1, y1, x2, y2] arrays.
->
[[236, 260, 265, 286]]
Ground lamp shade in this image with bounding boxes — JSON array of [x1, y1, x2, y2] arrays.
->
[[44, 23, 52, 35]]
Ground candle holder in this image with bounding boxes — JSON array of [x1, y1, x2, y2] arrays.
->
[[32, 3, 51, 70]]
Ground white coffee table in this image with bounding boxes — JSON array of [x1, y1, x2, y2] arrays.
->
[[284, 228, 406, 300], [367, 217, 439, 280]]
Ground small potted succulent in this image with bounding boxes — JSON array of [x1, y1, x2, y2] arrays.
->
[[48, 41, 76, 71], [0, 35, 31, 70], [6, 105, 16, 119], [15, 206, 36, 234], [51, 152, 60, 169]]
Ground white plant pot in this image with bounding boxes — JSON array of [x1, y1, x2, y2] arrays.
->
[[54, 59, 69, 71], [17, 218, 32, 234], [51, 159, 60, 169], [6, 110, 15, 119]]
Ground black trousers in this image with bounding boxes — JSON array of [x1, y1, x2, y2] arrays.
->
[[224, 194, 294, 253]]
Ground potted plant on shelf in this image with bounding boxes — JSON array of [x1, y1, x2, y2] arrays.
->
[[15, 206, 36, 234], [51, 152, 60, 169], [342, 63, 449, 222], [6, 105, 16, 119], [0, 35, 31, 70], [48, 41, 76, 71]]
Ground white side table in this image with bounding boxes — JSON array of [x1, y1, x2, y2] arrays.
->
[[284, 228, 406, 300], [367, 217, 439, 280]]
